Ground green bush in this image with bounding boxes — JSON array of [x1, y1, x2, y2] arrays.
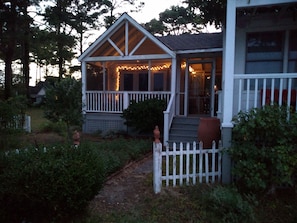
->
[[43, 77, 83, 139], [0, 138, 151, 222], [0, 144, 105, 222], [0, 95, 28, 150], [229, 105, 297, 193], [122, 98, 167, 133], [202, 186, 256, 223], [39, 120, 67, 135]]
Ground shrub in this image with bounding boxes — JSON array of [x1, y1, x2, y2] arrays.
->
[[43, 77, 83, 140], [121, 98, 167, 133], [0, 144, 105, 222], [39, 120, 67, 135], [202, 186, 256, 223], [229, 105, 297, 193], [0, 95, 28, 150]]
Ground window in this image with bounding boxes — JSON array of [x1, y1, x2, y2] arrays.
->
[[245, 30, 297, 89], [87, 66, 104, 90], [139, 73, 148, 91], [154, 73, 164, 91], [246, 31, 284, 74], [123, 73, 133, 91], [288, 30, 297, 73]]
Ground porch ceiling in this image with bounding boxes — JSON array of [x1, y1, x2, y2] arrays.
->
[[237, 2, 297, 23]]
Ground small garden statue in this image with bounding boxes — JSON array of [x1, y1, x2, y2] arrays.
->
[[73, 130, 80, 147], [153, 125, 160, 143]]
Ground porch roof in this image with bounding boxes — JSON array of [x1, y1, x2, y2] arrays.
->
[[157, 33, 223, 52]]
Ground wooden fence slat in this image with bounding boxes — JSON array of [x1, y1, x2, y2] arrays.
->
[[186, 143, 190, 185], [166, 145, 169, 186], [179, 142, 183, 186], [211, 141, 216, 182], [205, 152, 209, 183], [153, 140, 222, 193], [199, 141, 203, 183], [173, 143, 177, 186], [192, 142, 197, 185]]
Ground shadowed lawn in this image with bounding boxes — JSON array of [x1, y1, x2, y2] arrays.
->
[[26, 107, 47, 133]]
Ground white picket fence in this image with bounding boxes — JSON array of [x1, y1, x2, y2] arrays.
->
[[153, 141, 222, 193]]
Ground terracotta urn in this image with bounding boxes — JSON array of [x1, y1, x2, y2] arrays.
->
[[73, 130, 80, 146], [197, 117, 220, 148], [153, 125, 161, 143]]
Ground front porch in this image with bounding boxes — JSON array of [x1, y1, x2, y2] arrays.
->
[[83, 72, 297, 141]]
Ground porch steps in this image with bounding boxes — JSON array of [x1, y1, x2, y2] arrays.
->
[[168, 116, 200, 144]]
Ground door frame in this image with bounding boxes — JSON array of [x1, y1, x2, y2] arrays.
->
[[184, 58, 216, 117]]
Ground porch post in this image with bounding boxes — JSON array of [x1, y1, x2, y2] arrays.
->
[[148, 60, 152, 90], [171, 57, 177, 96], [176, 57, 181, 115], [81, 61, 87, 114], [184, 60, 189, 116], [221, 0, 236, 184], [81, 61, 87, 132], [210, 58, 216, 117], [103, 62, 106, 91]]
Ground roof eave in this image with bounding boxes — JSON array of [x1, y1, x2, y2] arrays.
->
[[175, 48, 223, 55]]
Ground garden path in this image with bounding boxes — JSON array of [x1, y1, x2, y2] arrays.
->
[[89, 153, 154, 213]]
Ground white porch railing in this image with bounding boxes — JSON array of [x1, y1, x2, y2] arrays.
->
[[85, 91, 171, 113], [233, 73, 297, 114], [163, 93, 175, 144]]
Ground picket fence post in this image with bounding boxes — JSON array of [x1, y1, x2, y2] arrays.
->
[[153, 142, 162, 194]]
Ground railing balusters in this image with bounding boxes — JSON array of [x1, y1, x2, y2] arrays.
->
[[233, 73, 297, 115], [85, 91, 171, 113], [271, 78, 275, 104], [254, 78, 258, 108], [246, 79, 250, 111]]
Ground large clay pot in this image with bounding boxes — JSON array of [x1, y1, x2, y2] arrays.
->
[[197, 117, 221, 148]]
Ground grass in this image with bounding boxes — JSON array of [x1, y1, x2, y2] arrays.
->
[[26, 107, 48, 132], [83, 183, 297, 223]]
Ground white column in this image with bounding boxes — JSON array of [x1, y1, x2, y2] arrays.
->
[[81, 61, 87, 115], [222, 0, 236, 128], [185, 60, 189, 116], [103, 62, 106, 91], [171, 57, 177, 96], [148, 60, 151, 91]]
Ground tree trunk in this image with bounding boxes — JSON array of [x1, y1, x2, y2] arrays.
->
[[4, 53, 13, 99], [23, 2, 30, 99]]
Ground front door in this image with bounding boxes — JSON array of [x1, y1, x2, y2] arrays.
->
[[188, 61, 215, 116]]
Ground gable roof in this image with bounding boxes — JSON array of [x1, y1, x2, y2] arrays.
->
[[78, 13, 223, 62], [78, 13, 175, 62], [157, 33, 223, 52]]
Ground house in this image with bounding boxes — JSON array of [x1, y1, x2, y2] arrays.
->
[[79, 0, 297, 182], [29, 77, 60, 105], [78, 13, 223, 140], [221, 0, 297, 182], [29, 81, 46, 104]]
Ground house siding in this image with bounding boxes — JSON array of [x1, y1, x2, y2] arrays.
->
[[83, 113, 126, 134]]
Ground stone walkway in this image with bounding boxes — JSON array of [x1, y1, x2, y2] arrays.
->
[[89, 153, 154, 213]]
